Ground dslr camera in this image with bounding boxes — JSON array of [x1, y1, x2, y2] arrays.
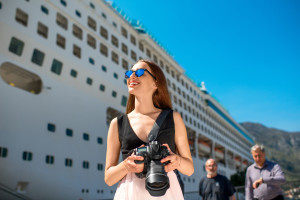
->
[[133, 141, 170, 196]]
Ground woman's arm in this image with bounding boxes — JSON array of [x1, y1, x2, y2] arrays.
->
[[161, 112, 194, 176], [104, 118, 127, 186], [104, 118, 144, 186]]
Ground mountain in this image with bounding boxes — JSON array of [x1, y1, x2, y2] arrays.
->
[[240, 122, 300, 182]]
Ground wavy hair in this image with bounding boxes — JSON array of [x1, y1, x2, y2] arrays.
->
[[126, 60, 172, 114]]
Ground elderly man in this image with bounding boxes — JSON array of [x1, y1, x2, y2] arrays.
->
[[245, 144, 286, 200], [199, 158, 236, 200]]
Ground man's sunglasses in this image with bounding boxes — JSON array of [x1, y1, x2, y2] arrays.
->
[[125, 68, 157, 80]]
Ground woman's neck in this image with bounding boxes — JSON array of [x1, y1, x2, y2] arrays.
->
[[133, 95, 160, 115]]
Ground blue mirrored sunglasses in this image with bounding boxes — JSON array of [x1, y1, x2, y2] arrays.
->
[[125, 68, 157, 80]]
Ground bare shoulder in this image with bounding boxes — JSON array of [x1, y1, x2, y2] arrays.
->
[[110, 117, 118, 126], [173, 111, 183, 123], [108, 117, 119, 135]]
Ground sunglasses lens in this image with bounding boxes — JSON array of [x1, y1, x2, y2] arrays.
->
[[135, 69, 145, 77], [125, 70, 133, 79]]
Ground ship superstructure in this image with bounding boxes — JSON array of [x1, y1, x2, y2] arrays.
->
[[0, 0, 253, 199]]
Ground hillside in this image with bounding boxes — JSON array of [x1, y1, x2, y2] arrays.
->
[[240, 122, 300, 182]]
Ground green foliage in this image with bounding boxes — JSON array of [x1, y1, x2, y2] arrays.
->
[[230, 168, 247, 187]]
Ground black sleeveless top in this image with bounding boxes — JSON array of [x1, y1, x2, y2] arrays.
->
[[117, 110, 176, 160]]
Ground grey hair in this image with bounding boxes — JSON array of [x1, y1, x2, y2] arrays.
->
[[251, 144, 265, 153]]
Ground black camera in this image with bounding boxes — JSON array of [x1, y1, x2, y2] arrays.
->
[[133, 141, 170, 196]]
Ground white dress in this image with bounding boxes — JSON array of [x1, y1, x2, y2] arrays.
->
[[114, 171, 184, 200]]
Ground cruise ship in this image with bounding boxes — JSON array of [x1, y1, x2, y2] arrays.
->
[[0, 0, 254, 199]]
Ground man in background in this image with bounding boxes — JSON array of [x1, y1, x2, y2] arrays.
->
[[245, 144, 286, 200], [199, 158, 236, 200]]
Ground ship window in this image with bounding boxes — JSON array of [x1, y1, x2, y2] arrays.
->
[[9, 37, 24, 56], [83, 133, 89, 141], [56, 12, 68, 30], [153, 55, 158, 63], [111, 51, 119, 64], [176, 74, 180, 82], [22, 151, 33, 161], [112, 21, 117, 28], [31, 49, 45, 66], [130, 35, 136, 45], [73, 44, 81, 58], [0, 2, 2, 9], [113, 73, 118, 79], [45, 155, 55, 164], [83, 161, 89, 169], [88, 16, 96, 31], [41, 5, 49, 15], [75, 10, 81, 18], [89, 2, 95, 9], [101, 65, 107, 72], [70, 69, 77, 78], [73, 24, 82, 40], [102, 13, 107, 19], [0, 62, 42, 94], [0, 147, 8, 157], [48, 123, 56, 132], [15, 8, 28, 26], [139, 42, 144, 52], [60, 0, 67, 6], [121, 26, 128, 38], [131, 50, 137, 61], [51, 59, 63, 75], [146, 48, 151, 58], [111, 35, 119, 47], [100, 26, 108, 40], [87, 34, 96, 49], [97, 163, 103, 171], [171, 70, 175, 78], [65, 158, 73, 167], [89, 57, 95, 65], [100, 43, 108, 57], [122, 59, 128, 70], [37, 22, 48, 38], [66, 128, 73, 137], [112, 91, 117, 98], [99, 84, 105, 92], [173, 95, 177, 104], [97, 137, 103, 144], [121, 43, 128, 54], [166, 66, 170, 74], [121, 95, 127, 107], [86, 77, 93, 85], [56, 34, 66, 49], [160, 60, 164, 69]]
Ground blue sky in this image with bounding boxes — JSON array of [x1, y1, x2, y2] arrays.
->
[[111, 0, 300, 132]]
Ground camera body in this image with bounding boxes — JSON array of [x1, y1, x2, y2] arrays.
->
[[133, 141, 170, 196]]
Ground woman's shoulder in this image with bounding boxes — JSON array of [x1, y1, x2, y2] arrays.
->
[[172, 111, 183, 121]]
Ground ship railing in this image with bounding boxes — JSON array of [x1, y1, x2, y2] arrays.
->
[[0, 183, 32, 200]]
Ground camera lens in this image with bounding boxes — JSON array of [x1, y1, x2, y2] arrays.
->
[[145, 160, 170, 196]]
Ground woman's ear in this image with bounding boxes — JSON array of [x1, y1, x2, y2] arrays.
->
[[152, 81, 158, 89]]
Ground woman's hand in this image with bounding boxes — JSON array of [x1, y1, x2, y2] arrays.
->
[[160, 143, 181, 172], [123, 154, 145, 173]]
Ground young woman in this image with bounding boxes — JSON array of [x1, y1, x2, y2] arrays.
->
[[105, 60, 194, 199]]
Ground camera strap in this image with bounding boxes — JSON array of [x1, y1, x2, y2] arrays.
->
[[147, 109, 171, 142]]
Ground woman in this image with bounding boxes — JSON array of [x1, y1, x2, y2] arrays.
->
[[105, 60, 194, 199]]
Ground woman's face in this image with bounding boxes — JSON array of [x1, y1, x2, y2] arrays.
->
[[127, 62, 157, 96]]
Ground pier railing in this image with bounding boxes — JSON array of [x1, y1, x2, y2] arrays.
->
[[0, 183, 32, 200]]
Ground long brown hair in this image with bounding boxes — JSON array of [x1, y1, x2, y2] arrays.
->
[[126, 60, 172, 114]]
